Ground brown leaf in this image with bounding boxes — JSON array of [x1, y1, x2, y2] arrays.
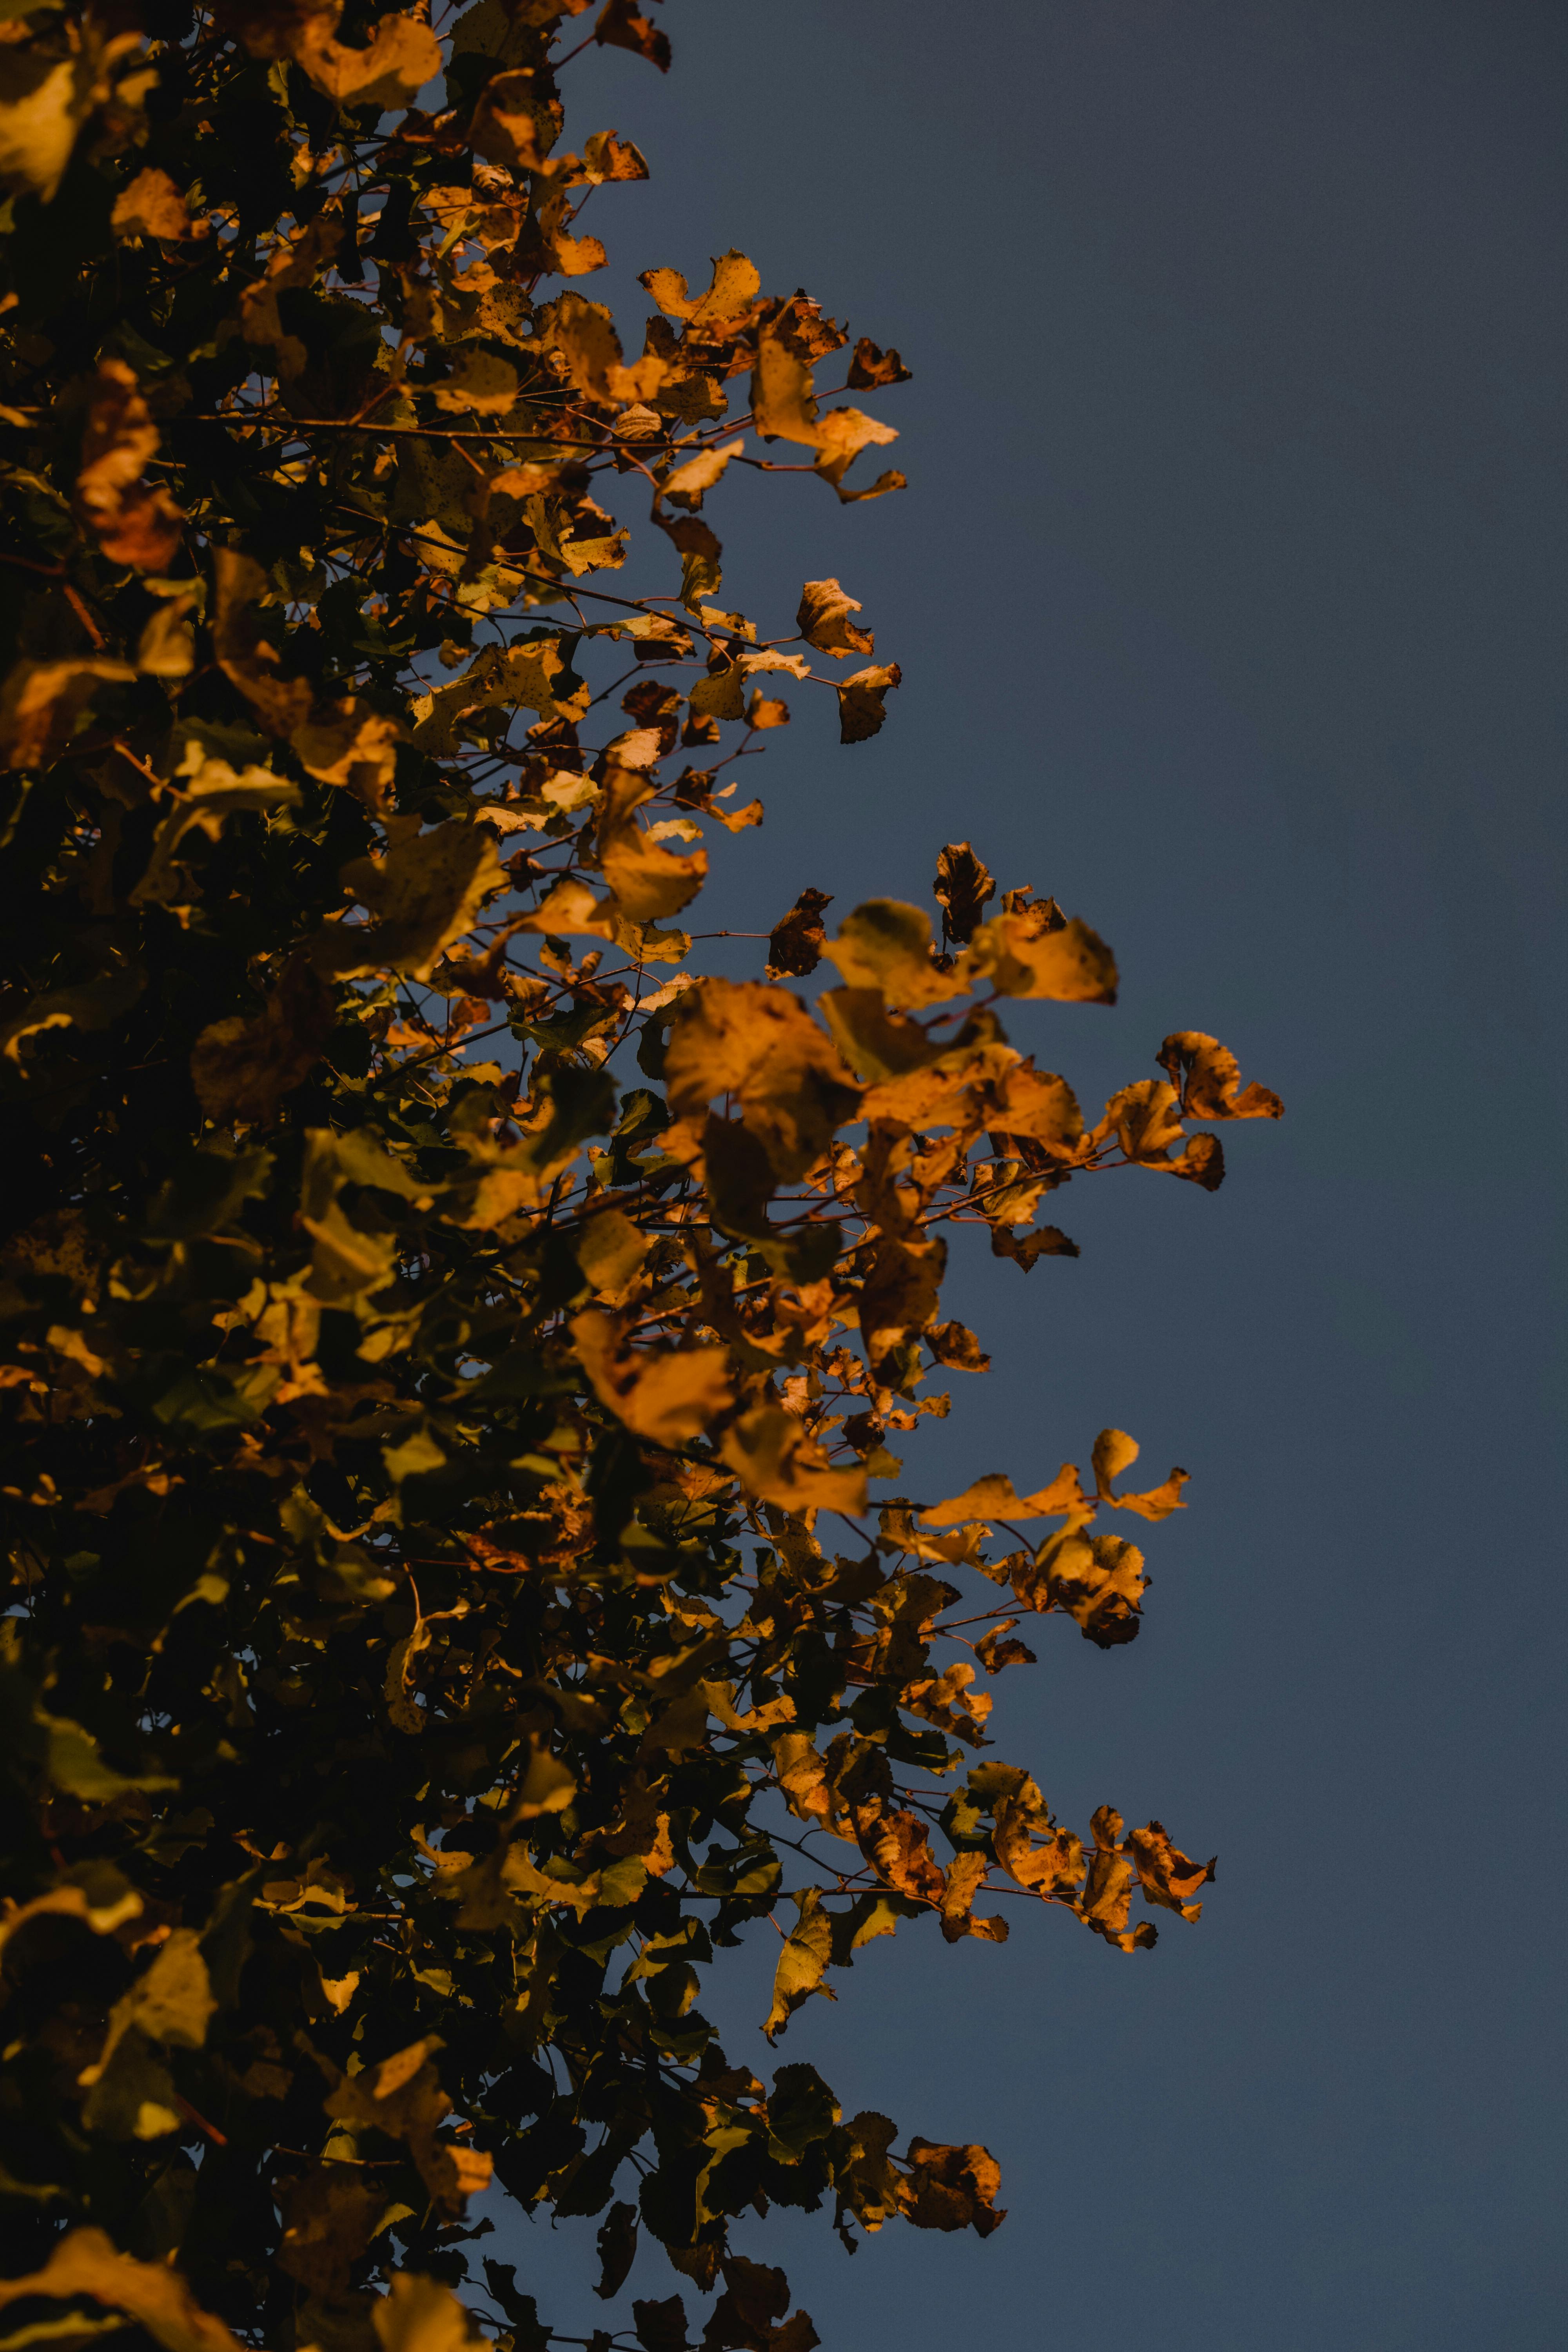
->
[[1094, 1079, 1226, 1186], [1017, 1529, 1146, 1647], [664, 978, 859, 1180], [899, 2141, 1006, 2237], [318, 818, 505, 981], [766, 888, 833, 979], [933, 842, 995, 946], [595, 2201, 639, 2301], [937, 1850, 1007, 1943], [846, 338, 911, 389], [926, 1319, 991, 1372], [111, 167, 194, 242], [1157, 1030, 1285, 1121], [571, 1310, 732, 1446], [595, 0, 671, 71], [1126, 1820, 1215, 1922], [74, 360, 184, 572], [1077, 1822, 1158, 1952], [992, 1223, 1081, 1279], [277, 2167, 384, 2296], [796, 578, 874, 661], [836, 661, 901, 744], [0, 656, 134, 770], [190, 956, 334, 1127], [212, 548, 313, 736], [866, 1810, 944, 1902]]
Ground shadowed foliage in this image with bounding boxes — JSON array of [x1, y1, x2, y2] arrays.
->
[[0, 4, 1280, 2346]]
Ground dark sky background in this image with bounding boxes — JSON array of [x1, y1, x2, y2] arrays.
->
[[480, 4, 1568, 2344]]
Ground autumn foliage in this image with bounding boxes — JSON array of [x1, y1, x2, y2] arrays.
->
[[0, 5, 1282, 2348]]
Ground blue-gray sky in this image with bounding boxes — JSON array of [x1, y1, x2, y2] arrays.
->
[[484, 5, 1568, 2343]]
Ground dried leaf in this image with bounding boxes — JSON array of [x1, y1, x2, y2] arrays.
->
[[0, 2229, 243, 2352], [933, 842, 995, 947], [572, 1310, 732, 1445], [294, 11, 441, 109], [664, 977, 859, 1180], [722, 1405, 867, 1517], [899, 2141, 1005, 2237], [796, 578, 873, 661], [836, 662, 901, 744], [75, 360, 184, 572], [822, 901, 955, 1009], [1126, 1821, 1215, 1922], [111, 167, 194, 242], [1156, 1030, 1285, 1121], [320, 819, 505, 981], [962, 909, 1118, 1003], [595, 0, 671, 72]]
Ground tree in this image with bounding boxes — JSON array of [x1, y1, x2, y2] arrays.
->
[[0, 4, 1283, 2347]]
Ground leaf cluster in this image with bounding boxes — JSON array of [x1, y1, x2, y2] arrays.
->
[[0, 6, 1281, 2348]]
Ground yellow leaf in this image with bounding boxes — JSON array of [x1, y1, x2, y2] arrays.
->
[[797, 577, 874, 660], [750, 320, 819, 446], [0, 2229, 244, 2352], [721, 1405, 866, 1517], [640, 247, 760, 325], [664, 977, 859, 1180], [1126, 1820, 1214, 1922], [661, 436, 743, 510], [764, 1888, 835, 2041], [212, 548, 313, 736], [920, 1465, 1087, 1530], [372, 2271, 480, 2352], [811, 404, 898, 497], [1091, 1428, 1140, 1496], [294, 10, 440, 109], [575, 1207, 649, 1299], [432, 352, 519, 415], [320, 819, 505, 981], [0, 656, 134, 771], [79, 1929, 216, 2091], [1157, 1029, 1285, 1121], [111, 166, 193, 242], [961, 908, 1118, 1003], [290, 697, 404, 813], [571, 1310, 732, 1445], [821, 901, 955, 1009], [836, 661, 901, 744]]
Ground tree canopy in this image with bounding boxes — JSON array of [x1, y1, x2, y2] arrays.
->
[[0, 5, 1282, 2348]]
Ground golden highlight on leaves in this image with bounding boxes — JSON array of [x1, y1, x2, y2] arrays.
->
[[571, 1310, 732, 1446], [0, 8, 1276, 2336], [74, 360, 185, 573]]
